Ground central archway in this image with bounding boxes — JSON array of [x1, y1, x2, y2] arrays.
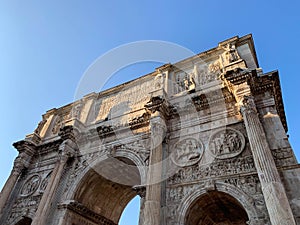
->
[[70, 156, 142, 225], [185, 191, 249, 225]]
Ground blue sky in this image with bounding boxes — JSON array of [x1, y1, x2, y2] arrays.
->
[[0, 1, 299, 224]]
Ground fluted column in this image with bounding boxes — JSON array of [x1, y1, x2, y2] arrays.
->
[[32, 127, 78, 225], [241, 96, 296, 225], [0, 141, 35, 217], [143, 113, 166, 225]]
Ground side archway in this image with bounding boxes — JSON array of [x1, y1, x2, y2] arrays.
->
[[63, 149, 146, 225], [14, 217, 32, 225], [177, 182, 259, 225]]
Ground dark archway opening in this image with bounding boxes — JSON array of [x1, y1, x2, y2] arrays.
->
[[186, 191, 249, 225], [14, 217, 32, 225], [72, 156, 141, 225]]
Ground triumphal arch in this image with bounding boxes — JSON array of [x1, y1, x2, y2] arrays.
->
[[1, 34, 299, 225]]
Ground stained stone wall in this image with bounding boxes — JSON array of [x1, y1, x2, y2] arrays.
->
[[0, 34, 299, 225]]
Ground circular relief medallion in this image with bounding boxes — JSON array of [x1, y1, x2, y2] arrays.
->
[[20, 174, 41, 197], [171, 137, 204, 167], [208, 128, 245, 159]]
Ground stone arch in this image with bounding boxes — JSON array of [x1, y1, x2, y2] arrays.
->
[[63, 149, 146, 224], [177, 182, 259, 225], [14, 216, 32, 225], [65, 149, 147, 200]]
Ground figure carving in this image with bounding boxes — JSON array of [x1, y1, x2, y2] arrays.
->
[[20, 175, 41, 196], [72, 102, 82, 119], [154, 73, 164, 89], [171, 138, 203, 167], [209, 128, 245, 159], [208, 61, 221, 75], [183, 73, 196, 91], [221, 43, 241, 66], [169, 155, 255, 185]]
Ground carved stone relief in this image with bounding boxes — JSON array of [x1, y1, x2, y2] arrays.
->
[[95, 79, 154, 122], [154, 73, 164, 89], [220, 43, 241, 67], [171, 138, 204, 167], [71, 102, 83, 119], [168, 155, 255, 185], [20, 174, 41, 197], [8, 195, 41, 224], [52, 114, 70, 135], [165, 175, 268, 225], [208, 128, 245, 159], [272, 147, 297, 167], [223, 175, 261, 195], [40, 172, 52, 193]]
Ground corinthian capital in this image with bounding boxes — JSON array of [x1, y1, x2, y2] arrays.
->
[[58, 139, 78, 162], [150, 116, 167, 135], [240, 95, 257, 114]]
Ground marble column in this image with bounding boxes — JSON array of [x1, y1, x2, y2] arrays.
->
[[240, 96, 296, 225], [143, 113, 166, 225], [0, 141, 35, 217], [32, 138, 77, 225]]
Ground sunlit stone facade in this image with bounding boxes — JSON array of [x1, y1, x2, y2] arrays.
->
[[1, 34, 299, 225]]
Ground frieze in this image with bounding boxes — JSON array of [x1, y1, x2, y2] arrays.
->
[[208, 128, 245, 159], [20, 174, 41, 197], [191, 88, 234, 112], [168, 155, 255, 185], [8, 195, 42, 224], [95, 79, 154, 121], [223, 175, 261, 195], [112, 139, 151, 164], [272, 148, 297, 167], [171, 138, 204, 167], [95, 111, 151, 137], [167, 183, 202, 204]]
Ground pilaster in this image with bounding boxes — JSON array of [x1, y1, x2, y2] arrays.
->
[[143, 94, 168, 225], [222, 67, 296, 224], [31, 126, 78, 225], [239, 95, 296, 225], [0, 141, 36, 217]]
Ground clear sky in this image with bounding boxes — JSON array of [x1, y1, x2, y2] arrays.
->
[[0, 1, 299, 224]]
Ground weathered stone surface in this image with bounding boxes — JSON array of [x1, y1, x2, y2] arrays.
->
[[0, 34, 299, 225]]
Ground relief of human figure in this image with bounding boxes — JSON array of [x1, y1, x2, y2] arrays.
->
[[221, 43, 241, 66], [183, 73, 196, 91]]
